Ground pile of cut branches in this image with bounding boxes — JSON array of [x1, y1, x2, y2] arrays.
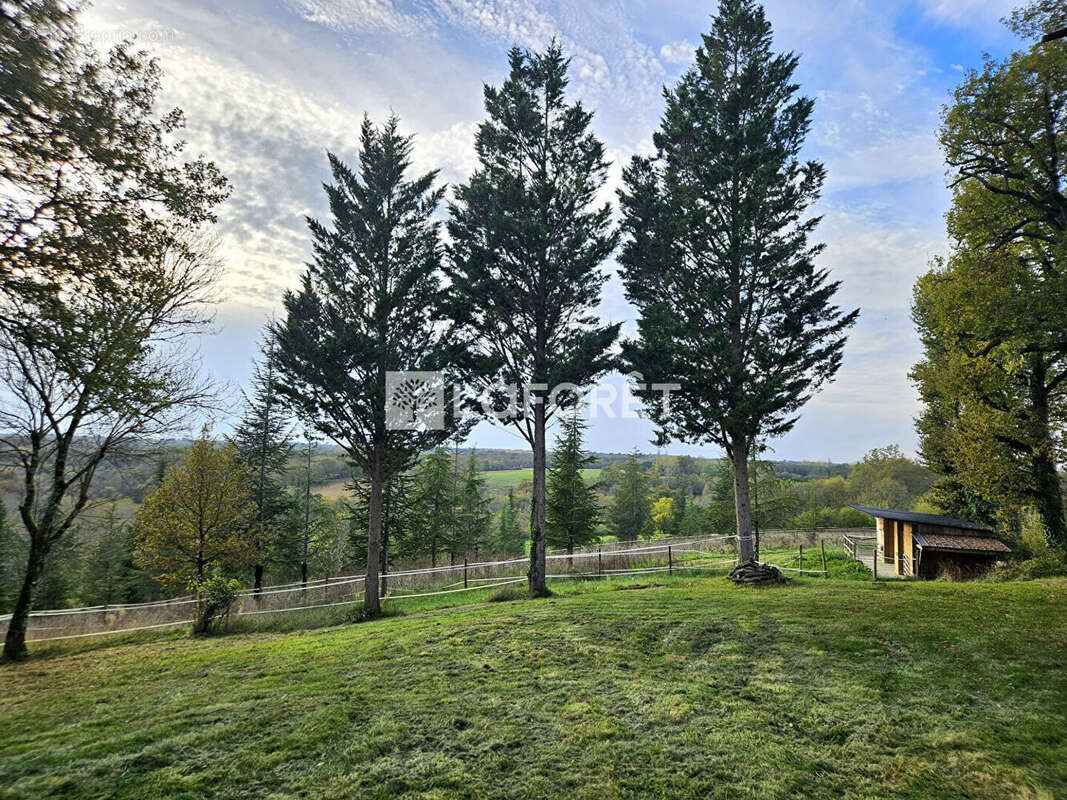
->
[[728, 561, 789, 585]]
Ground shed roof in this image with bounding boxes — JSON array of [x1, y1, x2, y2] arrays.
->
[[912, 531, 1010, 554], [849, 505, 993, 533]]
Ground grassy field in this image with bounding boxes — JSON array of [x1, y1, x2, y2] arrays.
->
[[479, 467, 601, 489], [1, 575, 1065, 799], [311, 467, 601, 498]]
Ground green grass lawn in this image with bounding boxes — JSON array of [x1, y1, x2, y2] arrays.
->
[[2, 575, 1065, 799]]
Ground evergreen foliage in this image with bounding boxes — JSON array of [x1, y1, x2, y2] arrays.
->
[[453, 454, 493, 559], [446, 42, 620, 593], [617, 0, 857, 562], [271, 116, 472, 615], [546, 413, 601, 553], [609, 453, 652, 541], [231, 334, 295, 592], [494, 489, 526, 555]]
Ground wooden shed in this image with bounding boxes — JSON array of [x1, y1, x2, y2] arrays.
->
[[850, 506, 1010, 579]]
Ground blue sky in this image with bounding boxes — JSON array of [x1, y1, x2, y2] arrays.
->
[[83, 0, 1020, 461]]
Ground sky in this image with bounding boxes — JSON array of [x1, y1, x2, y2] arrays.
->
[[81, 0, 1021, 461]]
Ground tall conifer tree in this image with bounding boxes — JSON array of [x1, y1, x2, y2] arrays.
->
[[231, 333, 293, 594], [495, 489, 526, 555], [273, 116, 471, 616], [447, 43, 619, 594], [618, 0, 857, 563], [609, 453, 653, 542], [412, 448, 456, 567], [546, 412, 601, 554]]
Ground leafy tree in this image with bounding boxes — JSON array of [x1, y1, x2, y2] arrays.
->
[[446, 42, 620, 594], [0, 3, 227, 661], [272, 116, 471, 616], [546, 412, 601, 554], [651, 496, 676, 537], [231, 334, 294, 594], [677, 498, 705, 537], [609, 453, 652, 541], [0, 0, 227, 314], [846, 445, 934, 510], [134, 440, 257, 589], [495, 489, 526, 555], [617, 0, 857, 564], [278, 490, 348, 580], [912, 2, 1067, 548], [705, 462, 738, 535]]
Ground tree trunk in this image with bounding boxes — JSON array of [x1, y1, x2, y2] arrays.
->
[[730, 433, 756, 564], [300, 560, 308, 587], [1032, 449, 1066, 549], [529, 402, 548, 594], [1029, 357, 1066, 549], [364, 462, 384, 617], [380, 523, 389, 598], [253, 563, 264, 598], [2, 538, 47, 662]]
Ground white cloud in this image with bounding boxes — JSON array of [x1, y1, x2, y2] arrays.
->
[[284, 0, 428, 34], [73, 0, 1004, 457], [659, 40, 695, 65], [918, 0, 1015, 25]]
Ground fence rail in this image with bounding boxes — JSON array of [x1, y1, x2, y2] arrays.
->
[[2, 527, 876, 643], [0, 534, 752, 643]]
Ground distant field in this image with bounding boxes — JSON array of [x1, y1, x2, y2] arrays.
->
[[1, 576, 1064, 798], [314, 479, 351, 500], [311, 468, 601, 498], [480, 467, 601, 488]]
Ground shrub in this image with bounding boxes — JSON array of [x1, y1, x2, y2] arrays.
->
[[191, 573, 243, 634]]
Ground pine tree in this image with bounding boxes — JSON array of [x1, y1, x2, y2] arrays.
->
[[272, 116, 472, 616], [231, 333, 294, 594], [617, 0, 857, 564], [77, 501, 146, 606], [495, 489, 526, 555], [546, 412, 601, 554], [411, 448, 456, 566], [609, 453, 652, 542], [446, 42, 620, 595], [454, 454, 492, 559]]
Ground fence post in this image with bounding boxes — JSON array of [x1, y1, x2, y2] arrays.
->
[[464, 555, 468, 589], [598, 545, 602, 576], [820, 540, 828, 578], [872, 544, 878, 582], [668, 545, 673, 574], [799, 545, 803, 575]]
